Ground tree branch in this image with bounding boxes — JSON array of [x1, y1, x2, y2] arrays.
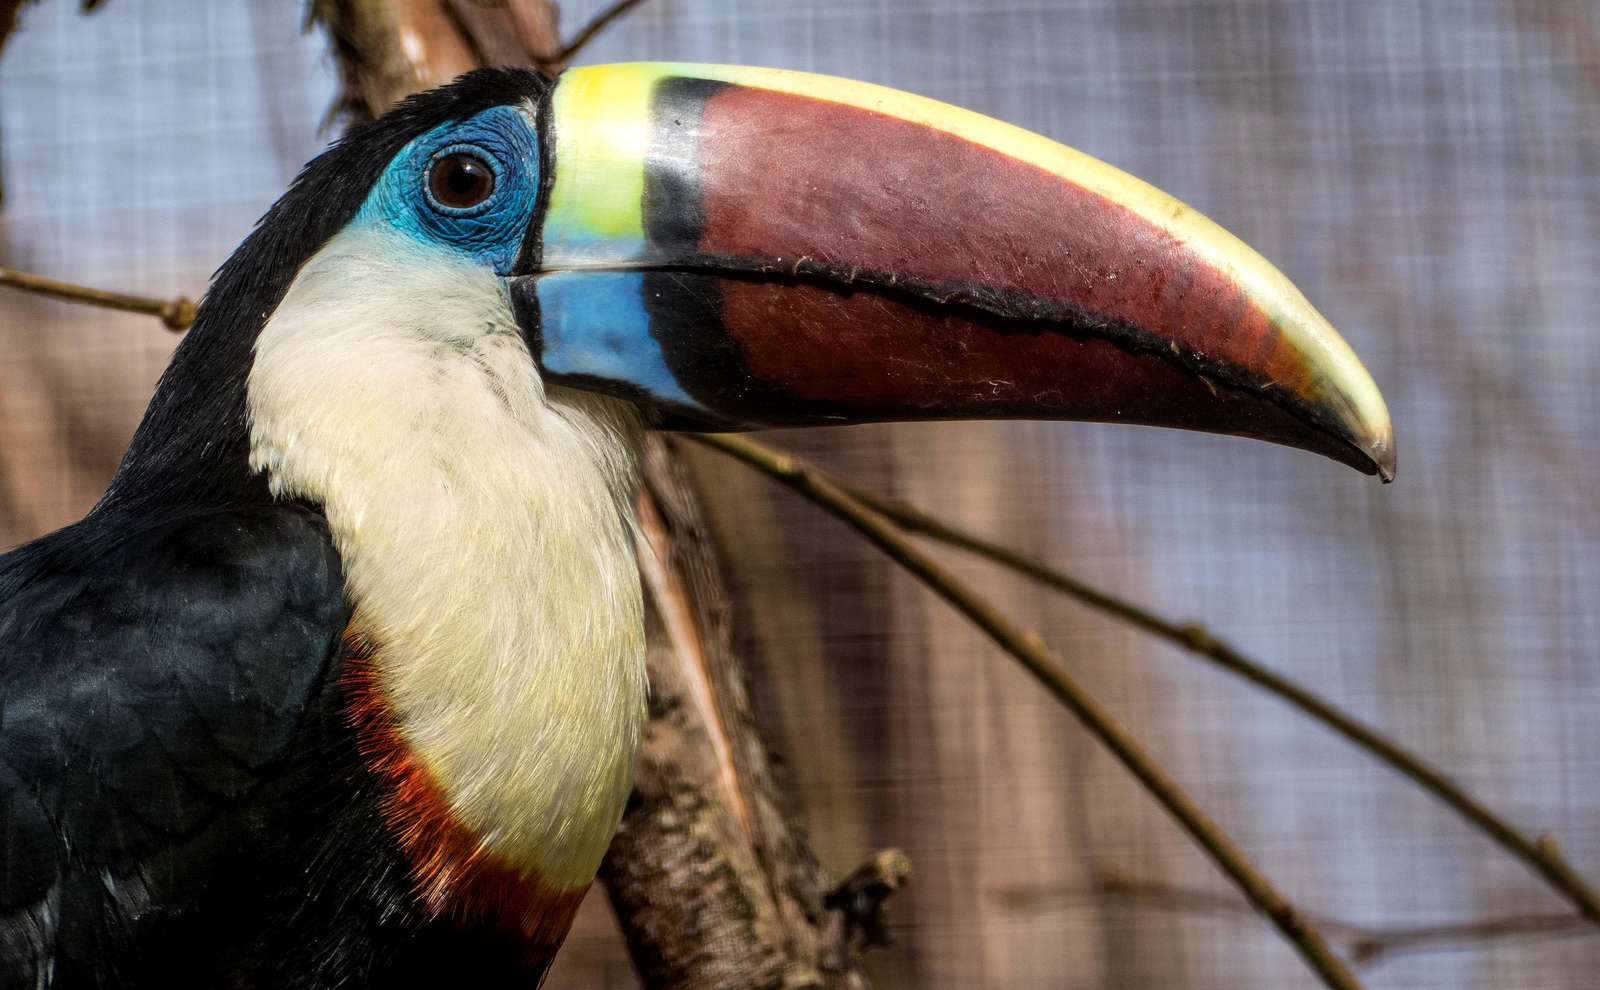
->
[[606, 440, 885, 988], [687, 433, 1366, 990], [824, 471, 1600, 928], [543, 0, 650, 67], [0, 267, 195, 330], [1042, 873, 1592, 968]]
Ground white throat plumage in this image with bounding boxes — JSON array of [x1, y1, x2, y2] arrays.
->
[[247, 225, 648, 888]]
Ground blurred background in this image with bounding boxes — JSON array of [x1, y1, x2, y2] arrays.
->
[[1, 1, 1596, 987]]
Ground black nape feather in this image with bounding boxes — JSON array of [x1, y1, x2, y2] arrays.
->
[[102, 66, 555, 516]]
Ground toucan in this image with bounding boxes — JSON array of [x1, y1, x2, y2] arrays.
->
[[0, 64, 1392, 987]]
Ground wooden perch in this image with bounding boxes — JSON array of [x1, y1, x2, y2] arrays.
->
[[607, 439, 883, 988]]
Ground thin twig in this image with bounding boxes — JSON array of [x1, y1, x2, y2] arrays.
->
[[544, 0, 649, 67], [686, 432, 1366, 990], [0, 267, 195, 331], [824, 474, 1600, 928], [1343, 915, 1587, 965], [1078, 874, 1592, 967]]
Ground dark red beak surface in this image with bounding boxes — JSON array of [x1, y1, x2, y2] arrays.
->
[[519, 64, 1394, 479]]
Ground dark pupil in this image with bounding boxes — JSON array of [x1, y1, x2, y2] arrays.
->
[[430, 153, 494, 209]]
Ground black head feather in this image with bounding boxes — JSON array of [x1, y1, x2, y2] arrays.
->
[[100, 67, 554, 514]]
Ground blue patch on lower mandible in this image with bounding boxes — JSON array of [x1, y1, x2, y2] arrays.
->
[[534, 271, 703, 411]]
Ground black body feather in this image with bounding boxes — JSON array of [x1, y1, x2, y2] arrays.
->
[[0, 68, 556, 987]]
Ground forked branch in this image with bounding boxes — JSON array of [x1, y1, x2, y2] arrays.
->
[[826, 472, 1600, 927]]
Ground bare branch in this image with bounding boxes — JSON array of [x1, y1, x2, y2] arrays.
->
[[688, 432, 1367, 990], [1005, 873, 1593, 968], [825, 474, 1600, 929], [1343, 914, 1586, 965], [0, 268, 195, 330], [544, 0, 650, 68]]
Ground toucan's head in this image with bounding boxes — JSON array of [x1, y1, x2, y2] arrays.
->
[[118, 63, 1393, 509]]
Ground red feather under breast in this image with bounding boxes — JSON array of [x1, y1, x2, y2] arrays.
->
[[341, 631, 589, 972]]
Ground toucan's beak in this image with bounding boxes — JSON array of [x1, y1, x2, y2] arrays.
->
[[511, 63, 1394, 480]]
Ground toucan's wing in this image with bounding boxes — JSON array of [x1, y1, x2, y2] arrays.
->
[[0, 504, 350, 978]]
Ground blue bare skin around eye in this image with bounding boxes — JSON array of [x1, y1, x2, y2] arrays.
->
[[356, 105, 540, 274]]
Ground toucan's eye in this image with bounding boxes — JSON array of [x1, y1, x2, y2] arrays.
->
[[428, 152, 496, 211]]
